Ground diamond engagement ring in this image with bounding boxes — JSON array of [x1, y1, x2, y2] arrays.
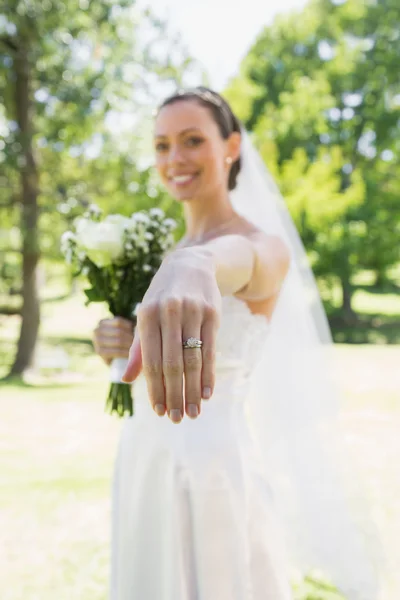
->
[[183, 337, 203, 349]]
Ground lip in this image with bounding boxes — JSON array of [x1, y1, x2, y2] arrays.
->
[[168, 173, 199, 187], [168, 172, 197, 178]]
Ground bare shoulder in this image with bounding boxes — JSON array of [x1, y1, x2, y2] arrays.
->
[[235, 217, 291, 272], [252, 230, 290, 268], [230, 217, 291, 305]]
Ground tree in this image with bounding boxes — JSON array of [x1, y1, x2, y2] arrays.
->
[[225, 0, 400, 321], [0, 0, 198, 376]]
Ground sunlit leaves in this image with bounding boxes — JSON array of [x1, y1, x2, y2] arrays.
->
[[225, 0, 400, 308]]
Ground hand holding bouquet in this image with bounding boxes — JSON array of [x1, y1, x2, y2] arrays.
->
[[61, 204, 176, 417]]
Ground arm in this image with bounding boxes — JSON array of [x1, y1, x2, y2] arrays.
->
[[188, 232, 290, 300], [122, 232, 289, 423]]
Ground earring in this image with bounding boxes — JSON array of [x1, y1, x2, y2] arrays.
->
[[226, 156, 233, 165]]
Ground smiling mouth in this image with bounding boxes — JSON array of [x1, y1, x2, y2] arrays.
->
[[169, 173, 199, 186]]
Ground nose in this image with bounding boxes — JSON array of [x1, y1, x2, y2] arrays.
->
[[167, 144, 185, 166]]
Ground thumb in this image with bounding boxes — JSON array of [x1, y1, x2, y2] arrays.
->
[[121, 331, 142, 383]]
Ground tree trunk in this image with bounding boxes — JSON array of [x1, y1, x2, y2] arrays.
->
[[8, 41, 40, 376], [374, 269, 389, 289], [340, 276, 357, 325]]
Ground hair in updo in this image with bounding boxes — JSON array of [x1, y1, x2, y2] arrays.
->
[[157, 86, 242, 191]]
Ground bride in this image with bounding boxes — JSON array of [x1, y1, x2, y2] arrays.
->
[[94, 87, 383, 599]]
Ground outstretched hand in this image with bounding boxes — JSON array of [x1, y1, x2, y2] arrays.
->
[[122, 248, 221, 423], [122, 330, 142, 381]]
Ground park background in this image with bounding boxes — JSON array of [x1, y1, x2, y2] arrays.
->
[[0, 0, 399, 598]]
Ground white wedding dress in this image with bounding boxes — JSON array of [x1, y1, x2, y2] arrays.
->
[[110, 295, 293, 600]]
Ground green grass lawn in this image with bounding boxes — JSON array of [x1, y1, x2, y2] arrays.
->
[[0, 380, 120, 600], [0, 291, 399, 599]]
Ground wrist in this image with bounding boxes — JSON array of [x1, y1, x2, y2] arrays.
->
[[165, 246, 216, 275]]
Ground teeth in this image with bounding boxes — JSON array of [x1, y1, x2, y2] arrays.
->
[[172, 175, 193, 183]]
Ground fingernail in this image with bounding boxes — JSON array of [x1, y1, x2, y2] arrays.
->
[[169, 409, 182, 424], [121, 370, 131, 383], [202, 387, 212, 400], [187, 404, 199, 419], [155, 404, 165, 416]]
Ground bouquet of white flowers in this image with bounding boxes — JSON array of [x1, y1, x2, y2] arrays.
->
[[61, 204, 176, 417]]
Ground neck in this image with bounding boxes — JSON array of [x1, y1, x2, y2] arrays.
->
[[183, 188, 236, 242]]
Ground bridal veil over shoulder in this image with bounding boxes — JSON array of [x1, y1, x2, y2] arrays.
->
[[230, 131, 391, 599]]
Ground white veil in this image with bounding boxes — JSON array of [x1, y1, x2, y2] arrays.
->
[[230, 131, 388, 599]]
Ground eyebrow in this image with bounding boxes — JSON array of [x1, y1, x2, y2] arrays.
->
[[155, 127, 202, 139]]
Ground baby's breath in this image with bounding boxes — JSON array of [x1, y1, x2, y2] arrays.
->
[[61, 206, 177, 418]]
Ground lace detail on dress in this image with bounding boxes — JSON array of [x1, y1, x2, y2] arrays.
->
[[216, 296, 270, 373]]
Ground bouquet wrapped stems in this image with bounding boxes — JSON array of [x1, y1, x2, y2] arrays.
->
[[106, 336, 136, 417]]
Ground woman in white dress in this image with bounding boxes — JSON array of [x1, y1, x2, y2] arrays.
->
[[94, 88, 384, 600]]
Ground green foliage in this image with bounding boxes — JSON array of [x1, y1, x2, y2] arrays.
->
[[225, 0, 400, 319], [0, 0, 193, 300]]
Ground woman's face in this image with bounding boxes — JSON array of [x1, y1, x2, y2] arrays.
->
[[154, 100, 238, 202]]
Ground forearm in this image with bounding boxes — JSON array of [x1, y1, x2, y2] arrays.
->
[[167, 235, 255, 297]]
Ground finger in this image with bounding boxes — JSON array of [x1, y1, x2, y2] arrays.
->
[[98, 348, 131, 360], [93, 332, 133, 363], [100, 317, 133, 331], [99, 318, 133, 334], [94, 324, 132, 349], [161, 299, 184, 424], [200, 312, 218, 400], [96, 331, 133, 349], [182, 302, 203, 420], [121, 332, 143, 383], [141, 325, 166, 416], [126, 313, 165, 417]]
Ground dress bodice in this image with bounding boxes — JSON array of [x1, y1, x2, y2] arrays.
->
[[215, 295, 270, 376]]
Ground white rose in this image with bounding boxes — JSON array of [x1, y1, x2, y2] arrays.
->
[[75, 217, 92, 236], [104, 214, 132, 230], [75, 221, 124, 267]]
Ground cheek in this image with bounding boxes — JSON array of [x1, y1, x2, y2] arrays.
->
[[203, 153, 225, 185], [197, 145, 222, 175], [155, 156, 168, 180]]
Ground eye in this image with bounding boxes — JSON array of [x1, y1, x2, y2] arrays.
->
[[155, 141, 168, 152], [185, 136, 204, 148]]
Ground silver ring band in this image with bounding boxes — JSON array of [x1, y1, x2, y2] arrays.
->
[[183, 337, 203, 349]]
